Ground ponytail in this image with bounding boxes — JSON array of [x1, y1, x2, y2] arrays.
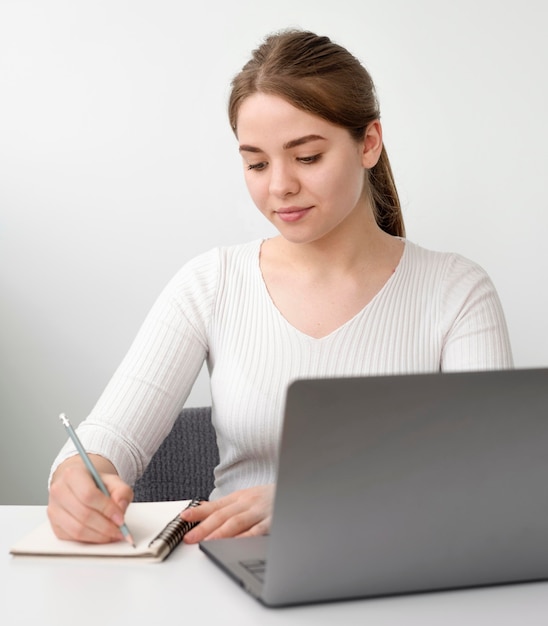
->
[[369, 146, 405, 237]]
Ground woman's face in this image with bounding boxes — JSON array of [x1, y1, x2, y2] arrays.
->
[[235, 93, 381, 245]]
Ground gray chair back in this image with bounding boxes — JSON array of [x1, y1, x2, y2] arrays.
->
[[133, 406, 218, 502]]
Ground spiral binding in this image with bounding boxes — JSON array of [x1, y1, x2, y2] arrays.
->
[[148, 498, 203, 553]]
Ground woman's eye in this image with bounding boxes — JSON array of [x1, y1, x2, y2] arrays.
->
[[297, 154, 321, 164], [247, 161, 267, 171]]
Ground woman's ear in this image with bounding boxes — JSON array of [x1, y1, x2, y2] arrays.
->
[[361, 120, 383, 169]]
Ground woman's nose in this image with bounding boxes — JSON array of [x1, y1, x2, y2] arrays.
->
[[268, 163, 299, 197]]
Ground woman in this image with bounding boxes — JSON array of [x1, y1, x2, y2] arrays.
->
[[48, 29, 513, 545]]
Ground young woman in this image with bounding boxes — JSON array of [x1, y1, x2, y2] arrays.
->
[[48, 29, 513, 545]]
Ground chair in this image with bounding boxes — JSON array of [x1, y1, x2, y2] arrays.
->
[[133, 406, 219, 502]]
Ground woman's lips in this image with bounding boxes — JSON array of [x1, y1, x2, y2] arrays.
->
[[276, 206, 313, 222]]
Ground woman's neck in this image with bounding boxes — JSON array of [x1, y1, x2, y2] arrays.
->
[[265, 212, 401, 279]]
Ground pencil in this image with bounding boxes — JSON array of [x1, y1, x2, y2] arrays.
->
[[58, 413, 136, 547]]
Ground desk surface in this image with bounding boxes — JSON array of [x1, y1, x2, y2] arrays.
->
[[4, 505, 548, 625]]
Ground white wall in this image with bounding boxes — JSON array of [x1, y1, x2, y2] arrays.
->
[[1, 0, 547, 504]]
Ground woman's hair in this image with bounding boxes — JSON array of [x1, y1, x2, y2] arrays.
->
[[228, 29, 405, 238]]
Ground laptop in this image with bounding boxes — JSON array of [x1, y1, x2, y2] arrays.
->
[[199, 368, 548, 607]]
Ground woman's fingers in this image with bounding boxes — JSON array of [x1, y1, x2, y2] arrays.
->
[[47, 460, 133, 543], [182, 484, 274, 543]]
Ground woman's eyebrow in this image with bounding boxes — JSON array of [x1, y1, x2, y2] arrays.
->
[[283, 134, 326, 150], [239, 134, 326, 154], [239, 144, 262, 153]]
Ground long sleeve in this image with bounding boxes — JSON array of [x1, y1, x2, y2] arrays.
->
[[49, 249, 221, 487], [438, 253, 513, 371]]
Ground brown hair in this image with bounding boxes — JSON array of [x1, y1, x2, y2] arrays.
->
[[228, 29, 405, 238]]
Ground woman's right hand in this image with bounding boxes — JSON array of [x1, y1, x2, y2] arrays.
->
[[47, 454, 134, 544]]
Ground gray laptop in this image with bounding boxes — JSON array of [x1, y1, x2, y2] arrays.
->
[[199, 368, 548, 607]]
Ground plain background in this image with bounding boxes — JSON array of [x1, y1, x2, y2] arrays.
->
[[1, 0, 547, 504]]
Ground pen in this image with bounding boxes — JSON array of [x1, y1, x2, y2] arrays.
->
[[58, 413, 136, 547]]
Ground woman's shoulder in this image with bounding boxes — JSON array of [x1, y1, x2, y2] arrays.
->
[[402, 239, 488, 277], [400, 239, 499, 310], [172, 239, 261, 273], [164, 239, 262, 295], [152, 239, 262, 316], [186, 239, 261, 266]]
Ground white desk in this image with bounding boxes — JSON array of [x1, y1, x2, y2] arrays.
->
[[4, 505, 548, 625]]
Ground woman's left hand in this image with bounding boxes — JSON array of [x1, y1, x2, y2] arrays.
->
[[180, 484, 274, 544]]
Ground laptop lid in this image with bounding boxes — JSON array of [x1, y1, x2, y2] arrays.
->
[[200, 368, 548, 607]]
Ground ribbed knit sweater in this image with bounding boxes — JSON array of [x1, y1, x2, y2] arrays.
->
[[51, 239, 513, 499]]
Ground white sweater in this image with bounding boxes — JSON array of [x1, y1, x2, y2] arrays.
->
[[51, 239, 513, 499]]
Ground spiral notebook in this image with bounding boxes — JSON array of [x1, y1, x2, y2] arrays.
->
[[10, 499, 201, 562]]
